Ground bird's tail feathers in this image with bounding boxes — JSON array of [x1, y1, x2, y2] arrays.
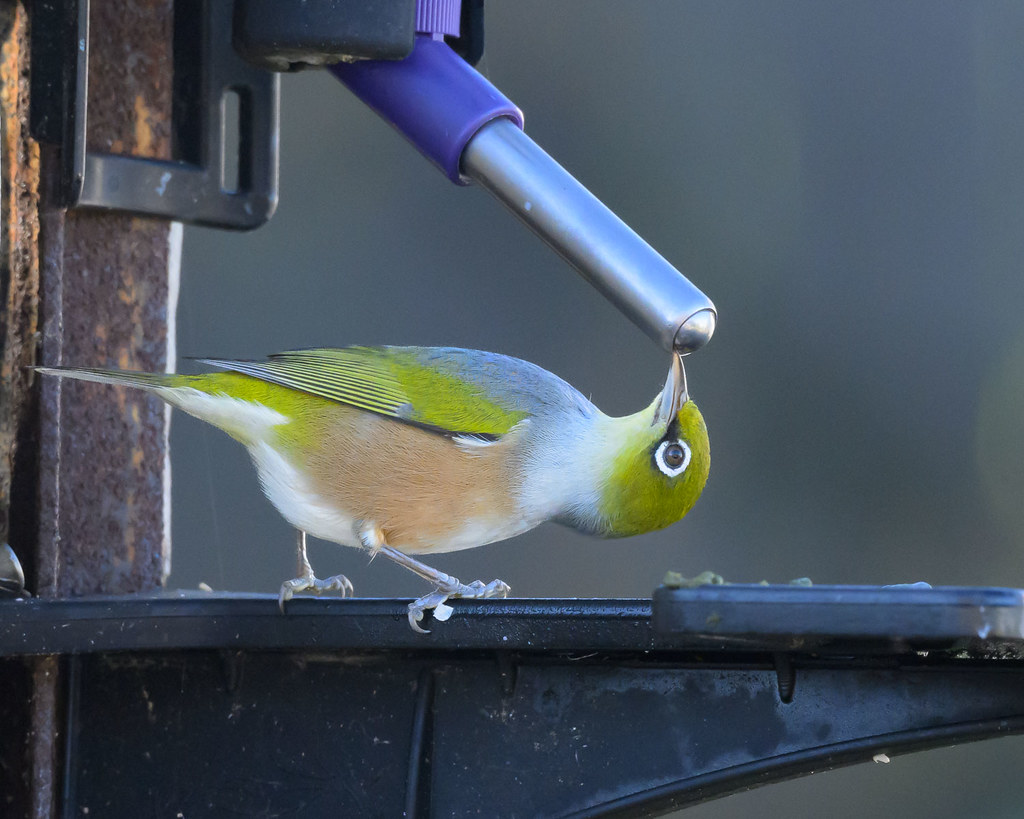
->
[[34, 366, 288, 445], [33, 366, 183, 391]]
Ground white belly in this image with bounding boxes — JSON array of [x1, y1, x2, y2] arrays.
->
[[248, 441, 362, 548]]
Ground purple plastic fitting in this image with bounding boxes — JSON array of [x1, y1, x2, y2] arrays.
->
[[415, 0, 460, 37], [330, 35, 524, 184]]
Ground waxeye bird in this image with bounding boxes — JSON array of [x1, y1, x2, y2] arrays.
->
[[37, 346, 710, 631]]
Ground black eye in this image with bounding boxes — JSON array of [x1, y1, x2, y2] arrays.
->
[[654, 439, 691, 477], [663, 444, 686, 468]]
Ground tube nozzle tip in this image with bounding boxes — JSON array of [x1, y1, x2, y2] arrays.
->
[[673, 308, 717, 355]]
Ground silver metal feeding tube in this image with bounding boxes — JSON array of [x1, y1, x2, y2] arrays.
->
[[461, 117, 717, 355]]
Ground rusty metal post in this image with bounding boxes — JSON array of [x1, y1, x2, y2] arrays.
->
[[35, 0, 176, 599], [0, 1, 179, 815]]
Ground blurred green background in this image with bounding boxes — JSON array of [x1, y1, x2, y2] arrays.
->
[[171, 2, 1024, 816]]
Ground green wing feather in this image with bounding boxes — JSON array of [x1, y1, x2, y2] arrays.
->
[[198, 347, 529, 438]]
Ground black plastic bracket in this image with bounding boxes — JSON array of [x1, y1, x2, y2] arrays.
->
[[230, 0, 485, 71], [446, 0, 485, 66], [30, 0, 279, 229], [232, 0, 417, 71]]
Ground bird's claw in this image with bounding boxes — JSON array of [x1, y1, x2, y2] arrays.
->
[[408, 591, 453, 634], [407, 577, 510, 633], [278, 572, 354, 612]]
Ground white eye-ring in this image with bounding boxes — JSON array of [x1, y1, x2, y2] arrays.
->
[[655, 439, 691, 477]]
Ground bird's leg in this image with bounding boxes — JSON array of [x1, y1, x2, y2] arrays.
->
[[278, 530, 354, 611], [382, 547, 511, 633], [355, 522, 509, 633]]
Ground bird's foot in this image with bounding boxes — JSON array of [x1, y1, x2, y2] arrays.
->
[[278, 571, 354, 612], [407, 576, 511, 634], [357, 534, 510, 633]]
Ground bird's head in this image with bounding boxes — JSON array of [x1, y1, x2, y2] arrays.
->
[[589, 354, 710, 537]]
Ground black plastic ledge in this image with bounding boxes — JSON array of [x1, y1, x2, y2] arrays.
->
[[2, 585, 1024, 657], [4, 587, 1024, 818]]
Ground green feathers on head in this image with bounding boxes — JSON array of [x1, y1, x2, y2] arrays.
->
[[597, 400, 710, 537]]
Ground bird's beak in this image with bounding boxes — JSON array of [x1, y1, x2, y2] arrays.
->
[[654, 353, 689, 427]]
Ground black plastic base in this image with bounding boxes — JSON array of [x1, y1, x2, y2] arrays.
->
[[4, 588, 1024, 817]]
